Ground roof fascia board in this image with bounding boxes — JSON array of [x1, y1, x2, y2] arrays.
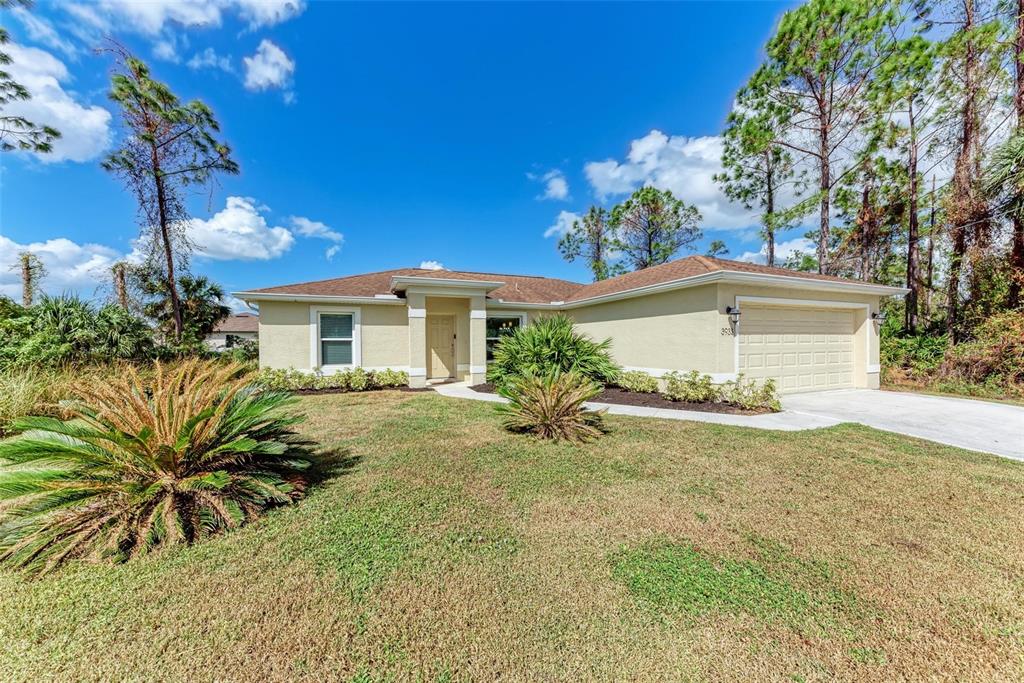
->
[[234, 292, 406, 305], [390, 276, 504, 292], [558, 271, 906, 309]]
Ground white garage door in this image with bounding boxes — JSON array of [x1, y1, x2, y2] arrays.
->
[[738, 305, 856, 394]]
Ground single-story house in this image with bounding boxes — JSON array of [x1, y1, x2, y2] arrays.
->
[[235, 255, 907, 394], [205, 312, 259, 351]]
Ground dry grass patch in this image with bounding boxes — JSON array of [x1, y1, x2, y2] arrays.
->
[[0, 391, 1021, 682]]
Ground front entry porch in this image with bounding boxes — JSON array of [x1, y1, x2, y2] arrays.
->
[[404, 289, 489, 389]]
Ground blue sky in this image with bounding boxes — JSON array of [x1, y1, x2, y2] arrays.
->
[[1, 0, 801, 307]]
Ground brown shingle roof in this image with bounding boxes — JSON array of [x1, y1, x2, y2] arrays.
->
[[244, 268, 584, 304], [563, 255, 865, 302], [241, 258, 893, 305], [214, 313, 259, 332]]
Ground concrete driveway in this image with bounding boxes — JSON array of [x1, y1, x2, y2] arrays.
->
[[782, 389, 1024, 460]]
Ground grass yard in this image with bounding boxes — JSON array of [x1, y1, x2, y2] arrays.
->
[[1, 391, 1022, 682]]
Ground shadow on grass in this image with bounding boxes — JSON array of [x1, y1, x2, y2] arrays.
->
[[306, 447, 362, 490]]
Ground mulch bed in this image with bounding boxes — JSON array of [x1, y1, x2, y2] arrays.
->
[[469, 382, 772, 415]]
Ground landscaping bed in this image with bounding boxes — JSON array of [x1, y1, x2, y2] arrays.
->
[[470, 382, 773, 415]]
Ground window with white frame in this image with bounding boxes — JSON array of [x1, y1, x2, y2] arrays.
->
[[486, 315, 524, 361], [319, 313, 354, 366]]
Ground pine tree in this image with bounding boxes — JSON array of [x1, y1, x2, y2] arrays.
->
[[747, 0, 901, 274], [557, 206, 623, 281], [102, 45, 238, 341], [0, 0, 59, 153], [609, 187, 702, 270], [715, 91, 800, 267]]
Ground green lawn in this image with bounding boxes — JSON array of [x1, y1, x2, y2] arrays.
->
[[2, 391, 1022, 682]]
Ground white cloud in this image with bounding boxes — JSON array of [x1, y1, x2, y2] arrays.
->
[[289, 216, 343, 243], [12, 8, 79, 58], [234, 0, 306, 30], [187, 47, 234, 72], [152, 38, 180, 63], [85, 0, 304, 35], [584, 129, 771, 230], [243, 39, 294, 93], [2, 42, 112, 163], [0, 235, 122, 300], [187, 196, 294, 260], [325, 245, 341, 261], [222, 295, 256, 313], [419, 260, 446, 271], [737, 237, 814, 265], [543, 210, 581, 239], [529, 169, 570, 201]]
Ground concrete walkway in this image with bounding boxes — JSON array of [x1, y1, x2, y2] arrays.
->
[[431, 382, 1024, 460]]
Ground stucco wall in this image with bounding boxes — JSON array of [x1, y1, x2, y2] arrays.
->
[[258, 301, 310, 369], [362, 303, 410, 368], [566, 285, 720, 375], [258, 301, 409, 371]]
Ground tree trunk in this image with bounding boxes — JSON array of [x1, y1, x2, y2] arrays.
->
[[818, 123, 831, 275], [150, 142, 183, 341], [20, 253, 32, 307], [905, 104, 920, 333], [1010, 0, 1024, 309], [925, 175, 936, 320], [113, 263, 129, 309], [765, 152, 776, 267], [947, 0, 978, 340]]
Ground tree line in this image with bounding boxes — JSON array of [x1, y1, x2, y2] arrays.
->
[[558, 0, 1023, 343]]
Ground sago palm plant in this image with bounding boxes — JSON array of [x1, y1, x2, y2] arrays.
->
[[497, 371, 607, 443], [0, 360, 316, 573], [488, 314, 620, 387]]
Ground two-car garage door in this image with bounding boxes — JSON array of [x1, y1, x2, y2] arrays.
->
[[738, 305, 856, 394]]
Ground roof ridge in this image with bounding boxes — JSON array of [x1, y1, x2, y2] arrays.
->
[[691, 254, 721, 271], [416, 268, 583, 283]]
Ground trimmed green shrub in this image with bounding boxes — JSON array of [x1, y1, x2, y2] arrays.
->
[[252, 367, 409, 392], [497, 371, 607, 443], [373, 368, 408, 388], [487, 314, 620, 387], [718, 374, 782, 412], [662, 370, 719, 403], [616, 370, 659, 394], [0, 360, 317, 574], [661, 370, 781, 412]]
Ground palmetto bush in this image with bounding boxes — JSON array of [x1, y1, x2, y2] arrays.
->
[[0, 360, 316, 573], [487, 314, 620, 387], [497, 371, 607, 443]]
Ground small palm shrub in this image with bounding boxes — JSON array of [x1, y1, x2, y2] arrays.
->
[[663, 370, 719, 403], [488, 314, 620, 387], [616, 370, 659, 393], [497, 371, 607, 443], [0, 360, 316, 573]]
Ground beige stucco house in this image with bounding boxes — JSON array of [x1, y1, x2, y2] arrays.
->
[[235, 255, 907, 394]]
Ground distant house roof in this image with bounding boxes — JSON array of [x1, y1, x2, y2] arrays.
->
[[237, 256, 905, 306], [213, 313, 259, 333]]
